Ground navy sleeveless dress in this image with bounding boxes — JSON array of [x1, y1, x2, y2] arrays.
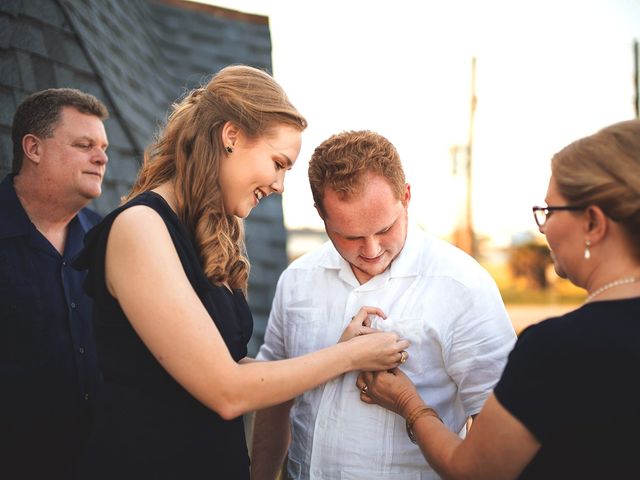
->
[[75, 192, 253, 479]]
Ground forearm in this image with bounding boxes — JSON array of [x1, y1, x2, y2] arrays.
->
[[362, 366, 536, 480], [221, 330, 406, 417], [404, 399, 529, 480], [224, 342, 354, 417], [393, 395, 462, 477], [250, 400, 293, 480], [407, 408, 466, 479]]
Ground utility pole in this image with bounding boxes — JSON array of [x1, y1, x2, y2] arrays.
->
[[634, 39, 639, 118], [451, 57, 478, 257], [466, 56, 478, 258]]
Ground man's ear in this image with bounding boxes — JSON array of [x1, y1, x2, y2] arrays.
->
[[403, 183, 411, 205], [221, 121, 240, 149], [22, 134, 42, 165], [314, 202, 325, 221]]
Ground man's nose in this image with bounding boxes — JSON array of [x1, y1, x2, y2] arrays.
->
[[93, 148, 108, 165], [361, 236, 381, 258]]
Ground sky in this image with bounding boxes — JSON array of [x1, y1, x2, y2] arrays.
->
[[200, 0, 640, 247]]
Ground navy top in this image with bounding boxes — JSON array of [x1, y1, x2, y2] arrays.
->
[[0, 174, 101, 479], [75, 191, 253, 479], [494, 299, 640, 479]]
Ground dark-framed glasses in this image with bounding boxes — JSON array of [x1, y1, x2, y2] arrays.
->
[[532, 205, 585, 228]]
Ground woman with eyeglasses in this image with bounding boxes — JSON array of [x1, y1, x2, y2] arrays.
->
[[356, 119, 640, 479]]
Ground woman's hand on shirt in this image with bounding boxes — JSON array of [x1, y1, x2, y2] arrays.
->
[[346, 331, 410, 372], [358, 368, 421, 416], [338, 306, 387, 342]]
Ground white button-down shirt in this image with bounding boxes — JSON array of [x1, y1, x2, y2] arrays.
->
[[257, 228, 516, 479]]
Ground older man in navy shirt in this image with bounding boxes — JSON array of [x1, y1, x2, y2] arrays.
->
[[0, 88, 109, 478]]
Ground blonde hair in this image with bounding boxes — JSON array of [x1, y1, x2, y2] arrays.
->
[[308, 130, 406, 216], [552, 119, 640, 258], [126, 65, 307, 291]]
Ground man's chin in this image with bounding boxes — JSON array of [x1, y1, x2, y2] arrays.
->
[[355, 261, 390, 278], [82, 192, 101, 201]]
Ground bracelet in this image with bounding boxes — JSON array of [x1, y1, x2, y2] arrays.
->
[[405, 405, 442, 444]]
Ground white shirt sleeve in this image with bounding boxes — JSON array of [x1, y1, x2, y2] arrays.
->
[[255, 273, 287, 362], [443, 269, 516, 416]]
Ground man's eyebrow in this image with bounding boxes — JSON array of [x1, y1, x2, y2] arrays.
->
[[74, 135, 109, 148], [343, 220, 396, 240]]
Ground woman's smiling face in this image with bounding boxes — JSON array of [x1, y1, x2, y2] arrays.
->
[[219, 123, 302, 218]]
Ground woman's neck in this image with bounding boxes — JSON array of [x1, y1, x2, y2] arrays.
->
[[152, 182, 178, 214]]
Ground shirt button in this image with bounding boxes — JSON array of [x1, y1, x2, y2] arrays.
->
[[84, 393, 90, 400], [62, 261, 67, 267], [71, 302, 77, 309], [79, 347, 85, 354]]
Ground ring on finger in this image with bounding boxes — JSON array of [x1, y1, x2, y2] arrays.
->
[[361, 384, 368, 395], [399, 350, 408, 364]]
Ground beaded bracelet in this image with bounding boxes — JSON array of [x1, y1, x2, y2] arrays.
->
[[405, 405, 443, 444]]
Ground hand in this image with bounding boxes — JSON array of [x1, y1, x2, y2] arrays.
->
[[347, 332, 410, 372], [338, 306, 387, 342], [357, 368, 421, 417]]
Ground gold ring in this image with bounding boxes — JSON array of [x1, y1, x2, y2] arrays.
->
[[361, 384, 368, 395], [399, 351, 407, 364]]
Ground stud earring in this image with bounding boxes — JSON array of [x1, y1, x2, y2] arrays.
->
[[225, 145, 234, 154], [584, 239, 591, 260]]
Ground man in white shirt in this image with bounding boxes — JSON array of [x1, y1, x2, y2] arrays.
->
[[251, 130, 516, 480]]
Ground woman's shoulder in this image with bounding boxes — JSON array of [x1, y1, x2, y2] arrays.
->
[[514, 300, 639, 363], [495, 310, 586, 404], [114, 191, 176, 222], [111, 198, 167, 232], [509, 307, 587, 362], [520, 298, 640, 341], [108, 194, 184, 260], [100, 192, 176, 235], [75, 192, 174, 270]]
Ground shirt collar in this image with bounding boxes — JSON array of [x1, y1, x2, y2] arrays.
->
[[388, 225, 422, 278], [0, 174, 32, 239], [0, 173, 96, 239], [75, 208, 96, 233]]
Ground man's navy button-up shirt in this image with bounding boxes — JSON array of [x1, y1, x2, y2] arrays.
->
[[0, 174, 101, 476]]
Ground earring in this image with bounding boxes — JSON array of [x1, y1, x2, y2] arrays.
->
[[225, 145, 233, 154], [584, 239, 591, 260]]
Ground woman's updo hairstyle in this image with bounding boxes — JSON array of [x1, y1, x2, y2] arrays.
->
[[127, 65, 307, 291], [552, 119, 640, 258]]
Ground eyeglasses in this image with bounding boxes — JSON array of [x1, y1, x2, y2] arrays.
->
[[532, 205, 584, 228]]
